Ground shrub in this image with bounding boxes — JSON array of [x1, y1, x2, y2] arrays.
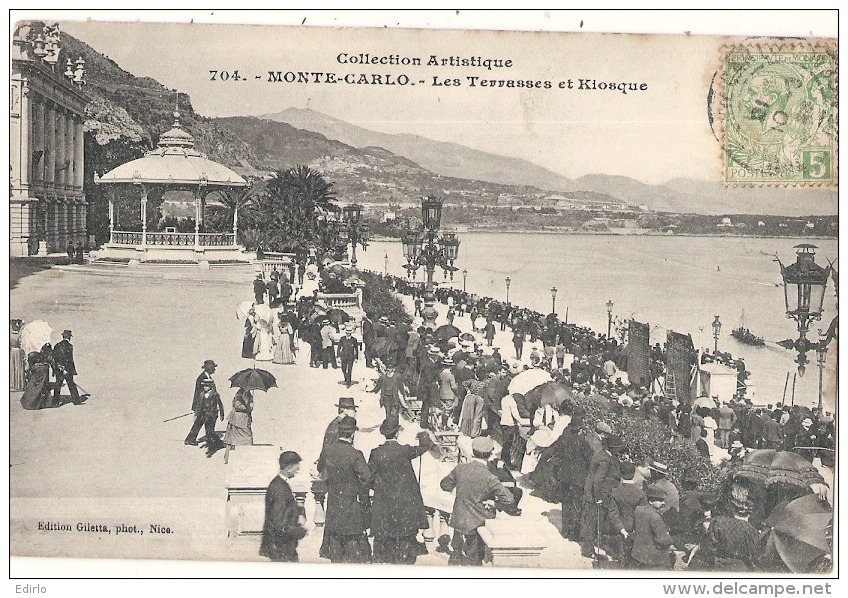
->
[[573, 395, 723, 492]]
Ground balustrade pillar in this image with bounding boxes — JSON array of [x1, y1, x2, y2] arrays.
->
[[311, 482, 327, 527], [141, 187, 148, 247], [108, 198, 114, 243], [194, 190, 201, 247]]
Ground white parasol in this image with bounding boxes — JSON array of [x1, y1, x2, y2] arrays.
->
[[253, 303, 274, 323], [19, 320, 55, 355], [236, 300, 255, 319], [508, 368, 553, 397]]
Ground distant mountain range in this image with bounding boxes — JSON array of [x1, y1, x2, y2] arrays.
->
[[62, 22, 837, 218], [261, 107, 580, 193], [262, 107, 837, 217]]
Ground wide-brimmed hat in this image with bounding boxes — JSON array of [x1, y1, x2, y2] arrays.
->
[[441, 358, 455, 367], [649, 460, 670, 475], [428, 346, 442, 355], [379, 416, 401, 438], [338, 415, 358, 434], [730, 440, 744, 449], [646, 483, 667, 501], [336, 397, 358, 410], [379, 316, 389, 323]]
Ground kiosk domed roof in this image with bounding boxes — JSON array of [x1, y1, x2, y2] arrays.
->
[[96, 112, 247, 187]]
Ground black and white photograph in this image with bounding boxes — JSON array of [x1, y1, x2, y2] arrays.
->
[[7, 10, 838, 581]]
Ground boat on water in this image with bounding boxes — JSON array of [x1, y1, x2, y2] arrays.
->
[[732, 311, 766, 346]]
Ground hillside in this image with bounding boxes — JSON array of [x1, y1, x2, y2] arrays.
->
[[261, 107, 580, 193]]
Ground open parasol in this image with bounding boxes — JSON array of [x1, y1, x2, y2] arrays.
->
[[236, 300, 255, 319], [762, 494, 832, 573], [19, 320, 55, 355], [735, 449, 825, 490], [326, 308, 351, 325], [229, 368, 278, 393], [433, 324, 462, 341], [508, 368, 553, 397], [524, 381, 574, 408], [253, 303, 274, 323], [692, 396, 717, 409]]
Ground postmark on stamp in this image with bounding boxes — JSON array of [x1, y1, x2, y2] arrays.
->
[[719, 41, 837, 186]]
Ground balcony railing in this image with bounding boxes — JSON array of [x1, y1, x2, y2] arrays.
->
[[111, 231, 237, 246]]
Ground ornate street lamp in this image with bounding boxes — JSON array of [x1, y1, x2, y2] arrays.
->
[[606, 300, 614, 339], [338, 203, 369, 267], [505, 277, 511, 304], [400, 196, 462, 328], [384, 251, 388, 276], [421, 195, 444, 231], [712, 315, 722, 353], [462, 269, 468, 293], [816, 330, 827, 412], [551, 287, 558, 315], [776, 244, 832, 376]]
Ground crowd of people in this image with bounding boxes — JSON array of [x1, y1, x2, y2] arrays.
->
[[181, 261, 834, 570]]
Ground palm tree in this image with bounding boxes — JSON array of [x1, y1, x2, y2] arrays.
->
[[204, 186, 260, 243]]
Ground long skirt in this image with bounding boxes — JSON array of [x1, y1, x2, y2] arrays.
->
[[20, 364, 57, 410], [242, 332, 255, 359], [10, 347, 26, 390], [273, 331, 295, 364], [223, 412, 253, 446], [255, 328, 274, 361]]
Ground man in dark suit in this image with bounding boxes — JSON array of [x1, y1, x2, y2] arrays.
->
[[417, 346, 441, 429], [553, 413, 594, 540], [253, 274, 266, 304], [322, 397, 358, 448], [184, 360, 224, 455], [260, 451, 307, 562], [368, 416, 433, 564], [53, 329, 81, 405], [317, 416, 372, 563], [580, 433, 623, 558], [361, 314, 375, 368], [440, 436, 514, 565], [337, 324, 359, 387]]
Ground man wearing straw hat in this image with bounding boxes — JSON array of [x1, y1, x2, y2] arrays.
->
[[337, 324, 359, 387]]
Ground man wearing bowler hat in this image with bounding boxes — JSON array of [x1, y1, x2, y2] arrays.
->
[[53, 329, 82, 405], [580, 432, 624, 558], [368, 416, 434, 564], [317, 415, 372, 563], [185, 360, 224, 451]]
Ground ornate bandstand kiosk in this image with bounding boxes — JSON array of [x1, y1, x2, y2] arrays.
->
[[92, 112, 250, 267]]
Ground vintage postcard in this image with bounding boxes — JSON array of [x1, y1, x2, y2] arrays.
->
[[8, 11, 837, 580]]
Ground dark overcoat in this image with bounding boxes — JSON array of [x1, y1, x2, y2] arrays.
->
[[259, 475, 306, 561], [317, 440, 372, 535], [368, 440, 430, 538]]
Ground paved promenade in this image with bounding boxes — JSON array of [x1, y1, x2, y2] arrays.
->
[[10, 264, 589, 569]]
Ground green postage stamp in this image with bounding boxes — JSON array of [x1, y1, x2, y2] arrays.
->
[[722, 43, 837, 186]]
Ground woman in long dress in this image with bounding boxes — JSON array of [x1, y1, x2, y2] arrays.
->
[[20, 344, 58, 410], [242, 311, 258, 359], [223, 388, 254, 463], [273, 316, 296, 365], [254, 317, 275, 361]]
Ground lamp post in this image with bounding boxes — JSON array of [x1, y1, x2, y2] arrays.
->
[[816, 330, 827, 412], [384, 251, 388, 276], [550, 287, 557, 315], [400, 197, 461, 329], [505, 277, 511, 304], [712, 315, 722, 353], [462, 269, 468, 293], [339, 203, 369, 268], [606, 299, 614, 338], [776, 244, 832, 377]]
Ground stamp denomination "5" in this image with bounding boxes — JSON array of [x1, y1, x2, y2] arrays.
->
[[720, 43, 837, 186]]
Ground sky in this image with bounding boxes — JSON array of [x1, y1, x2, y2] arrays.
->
[[31, 11, 838, 186]]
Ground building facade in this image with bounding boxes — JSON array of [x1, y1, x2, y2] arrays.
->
[[10, 22, 88, 256]]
